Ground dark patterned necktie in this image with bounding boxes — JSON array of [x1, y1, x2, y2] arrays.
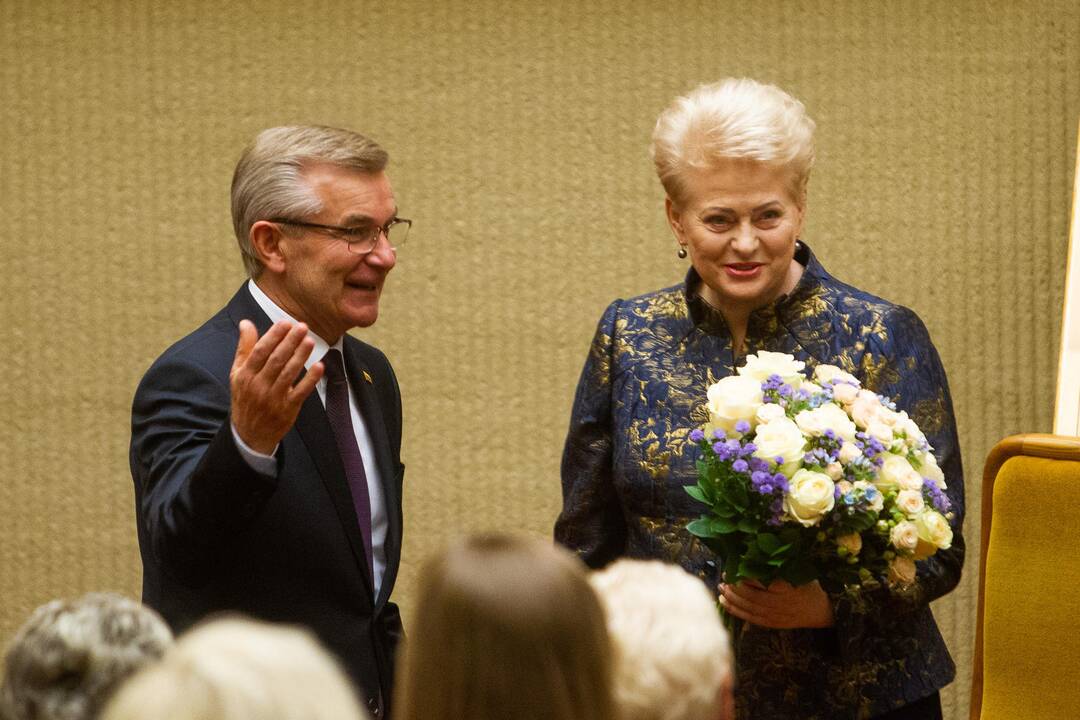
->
[[321, 349, 374, 585]]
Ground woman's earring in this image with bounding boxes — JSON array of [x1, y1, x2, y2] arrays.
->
[[677, 247, 688, 259]]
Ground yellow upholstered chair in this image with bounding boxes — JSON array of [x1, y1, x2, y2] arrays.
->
[[970, 433, 1080, 719]]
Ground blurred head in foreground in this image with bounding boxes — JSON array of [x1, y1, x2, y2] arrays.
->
[[101, 617, 367, 720], [590, 559, 734, 720], [0, 593, 172, 720], [394, 534, 616, 720]]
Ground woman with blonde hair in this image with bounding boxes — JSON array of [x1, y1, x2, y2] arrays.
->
[[556, 78, 963, 719], [101, 618, 368, 720], [394, 534, 616, 720]]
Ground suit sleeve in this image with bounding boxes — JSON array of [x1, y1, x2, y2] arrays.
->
[[554, 300, 627, 568], [130, 348, 279, 587]]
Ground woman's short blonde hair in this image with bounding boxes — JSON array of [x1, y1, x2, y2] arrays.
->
[[589, 560, 732, 720], [101, 618, 367, 720], [651, 78, 816, 205], [394, 534, 617, 720]]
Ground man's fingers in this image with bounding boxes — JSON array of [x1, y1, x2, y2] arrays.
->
[[289, 361, 324, 405], [244, 321, 295, 373], [233, 320, 258, 371], [271, 337, 316, 395], [261, 324, 310, 381]]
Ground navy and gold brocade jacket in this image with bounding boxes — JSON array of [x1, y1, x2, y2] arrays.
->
[[555, 243, 964, 720]]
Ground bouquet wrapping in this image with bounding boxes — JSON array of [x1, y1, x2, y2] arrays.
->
[[685, 351, 954, 593]]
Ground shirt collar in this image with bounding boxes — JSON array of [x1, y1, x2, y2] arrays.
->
[[247, 279, 342, 369]]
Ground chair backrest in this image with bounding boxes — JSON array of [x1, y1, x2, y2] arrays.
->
[[1053, 117, 1080, 436], [971, 433, 1080, 719]]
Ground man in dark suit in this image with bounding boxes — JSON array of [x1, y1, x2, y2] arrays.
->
[[130, 125, 409, 718]]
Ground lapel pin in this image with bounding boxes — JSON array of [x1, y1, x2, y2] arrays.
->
[[362, 370, 374, 384]]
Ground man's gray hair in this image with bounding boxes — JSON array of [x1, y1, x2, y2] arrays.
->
[[0, 593, 173, 720], [231, 125, 389, 277]]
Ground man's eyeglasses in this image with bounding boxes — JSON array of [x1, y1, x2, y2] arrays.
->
[[268, 216, 412, 255]]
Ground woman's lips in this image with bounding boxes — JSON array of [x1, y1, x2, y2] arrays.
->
[[723, 263, 763, 278]]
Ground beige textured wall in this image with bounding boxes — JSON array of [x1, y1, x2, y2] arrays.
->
[[2, 2, 1077, 717]]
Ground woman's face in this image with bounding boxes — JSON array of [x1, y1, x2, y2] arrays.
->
[[667, 159, 805, 315]]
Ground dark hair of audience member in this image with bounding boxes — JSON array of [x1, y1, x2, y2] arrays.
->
[[394, 534, 617, 720]]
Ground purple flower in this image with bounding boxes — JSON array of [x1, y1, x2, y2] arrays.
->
[[742, 443, 758, 455], [760, 484, 773, 494], [735, 420, 751, 434], [689, 428, 705, 442], [732, 459, 749, 473], [774, 455, 785, 465], [712, 429, 727, 440], [712, 442, 726, 455], [749, 457, 769, 472]]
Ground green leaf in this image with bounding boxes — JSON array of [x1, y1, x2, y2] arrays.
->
[[709, 517, 738, 534], [686, 518, 718, 538], [684, 485, 708, 504], [737, 517, 759, 534], [757, 533, 781, 554]]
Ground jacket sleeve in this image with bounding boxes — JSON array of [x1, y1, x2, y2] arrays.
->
[[130, 348, 279, 587], [554, 300, 627, 568]]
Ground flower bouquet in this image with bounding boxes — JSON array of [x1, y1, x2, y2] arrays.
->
[[685, 351, 954, 594]]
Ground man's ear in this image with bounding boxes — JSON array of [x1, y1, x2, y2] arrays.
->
[[250, 221, 286, 274]]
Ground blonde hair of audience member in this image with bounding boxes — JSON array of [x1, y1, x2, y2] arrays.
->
[[590, 560, 734, 720], [0, 593, 172, 720], [394, 534, 617, 720], [101, 618, 368, 720], [650, 77, 816, 206]]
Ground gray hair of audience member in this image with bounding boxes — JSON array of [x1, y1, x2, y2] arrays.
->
[[394, 534, 617, 720], [589, 560, 734, 720], [100, 617, 368, 720], [650, 77, 816, 206], [0, 593, 173, 720], [231, 125, 389, 278]]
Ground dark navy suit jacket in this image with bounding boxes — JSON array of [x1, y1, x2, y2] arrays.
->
[[130, 284, 404, 718]]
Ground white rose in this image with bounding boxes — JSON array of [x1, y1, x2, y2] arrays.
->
[[756, 403, 787, 424], [752, 417, 807, 476], [888, 556, 917, 586], [853, 480, 884, 512], [837, 532, 862, 556], [877, 408, 900, 427], [850, 397, 881, 429], [836, 480, 854, 495], [705, 375, 763, 435], [838, 441, 862, 464], [813, 364, 860, 386], [890, 521, 920, 551], [877, 454, 919, 491], [896, 489, 925, 515], [795, 403, 858, 443], [900, 414, 927, 446], [832, 383, 859, 405], [867, 420, 894, 444], [738, 351, 806, 388], [783, 469, 836, 526], [898, 471, 924, 492], [919, 451, 946, 488], [825, 462, 844, 480], [801, 381, 823, 395], [914, 511, 953, 559]]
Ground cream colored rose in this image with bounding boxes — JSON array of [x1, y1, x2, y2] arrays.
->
[[838, 441, 862, 464], [825, 462, 844, 480], [890, 520, 919, 551], [783, 469, 836, 526], [850, 397, 882, 429], [899, 413, 926, 446], [836, 480, 854, 495], [813, 364, 860, 386], [853, 480, 884, 512], [913, 510, 953, 559], [752, 417, 807, 476], [738, 351, 805, 388], [836, 532, 862, 556], [756, 402, 787, 425], [801, 381, 823, 395], [877, 453, 920, 491], [866, 419, 894, 444], [832, 383, 859, 405], [898, 470, 924, 491], [919, 451, 946, 489], [895, 489, 925, 515], [795, 403, 857, 443], [888, 556, 917, 586], [705, 375, 763, 435]]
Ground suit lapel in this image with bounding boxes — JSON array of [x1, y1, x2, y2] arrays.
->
[[342, 341, 401, 608], [294, 393, 377, 604]]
